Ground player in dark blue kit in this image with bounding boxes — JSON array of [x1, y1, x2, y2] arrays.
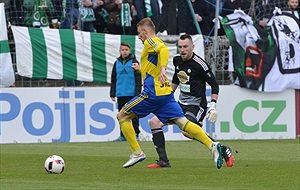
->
[[147, 34, 234, 168]]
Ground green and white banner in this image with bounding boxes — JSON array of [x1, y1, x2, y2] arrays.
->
[[222, 10, 300, 92], [11, 26, 204, 83], [0, 3, 15, 87]]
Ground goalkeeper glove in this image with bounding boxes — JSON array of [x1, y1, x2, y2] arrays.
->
[[206, 102, 217, 123]]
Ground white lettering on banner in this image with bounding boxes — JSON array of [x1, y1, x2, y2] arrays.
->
[[0, 86, 296, 143]]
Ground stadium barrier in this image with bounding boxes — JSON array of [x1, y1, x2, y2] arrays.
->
[[0, 86, 297, 144]]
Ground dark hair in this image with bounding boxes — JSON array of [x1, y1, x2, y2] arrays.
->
[[179, 34, 193, 42], [120, 42, 131, 49]]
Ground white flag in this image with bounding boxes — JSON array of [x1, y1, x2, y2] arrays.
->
[[0, 3, 15, 87]]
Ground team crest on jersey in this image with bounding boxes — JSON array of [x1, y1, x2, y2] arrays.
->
[[177, 71, 190, 83]]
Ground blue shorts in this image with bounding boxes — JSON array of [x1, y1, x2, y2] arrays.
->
[[122, 91, 184, 124]]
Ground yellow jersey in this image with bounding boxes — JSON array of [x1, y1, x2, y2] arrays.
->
[[140, 37, 173, 96]]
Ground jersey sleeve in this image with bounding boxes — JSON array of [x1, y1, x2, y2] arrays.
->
[[206, 70, 219, 95], [197, 57, 219, 95], [145, 38, 169, 67], [155, 42, 169, 67]]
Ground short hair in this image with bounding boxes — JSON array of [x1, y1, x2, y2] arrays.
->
[[179, 34, 193, 43], [137, 18, 155, 32], [120, 42, 131, 49]]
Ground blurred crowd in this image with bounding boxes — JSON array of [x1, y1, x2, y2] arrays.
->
[[1, 0, 297, 37], [1, 0, 298, 87]]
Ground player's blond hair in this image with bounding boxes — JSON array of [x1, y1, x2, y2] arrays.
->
[[137, 18, 155, 32]]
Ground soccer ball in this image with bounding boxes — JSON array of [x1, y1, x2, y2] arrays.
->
[[44, 155, 65, 174]]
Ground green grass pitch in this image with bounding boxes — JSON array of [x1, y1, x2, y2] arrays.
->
[[1, 139, 299, 190]]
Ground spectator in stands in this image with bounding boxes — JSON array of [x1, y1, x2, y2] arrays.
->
[[221, 0, 251, 16], [78, 0, 102, 32], [93, 0, 109, 33], [210, 0, 251, 35], [176, 0, 188, 35], [60, 0, 79, 29], [23, 0, 55, 28], [157, 0, 171, 35], [157, 0, 187, 35], [186, 0, 214, 36], [256, 0, 286, 28], [110, 42, 142, 142], [129, 2, 139, 34], [131, 0, 160, 34], [287, 0, 299, 18], [104, 0, 133, 35]]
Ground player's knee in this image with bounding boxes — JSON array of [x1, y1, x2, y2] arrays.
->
[[186, 114, 197, 124], [173, 117, 188, 130], [148, 117, 162, 129], [116, 113, 121, 121], [116, 111, 125, 121], [148, 118, 156, 129]]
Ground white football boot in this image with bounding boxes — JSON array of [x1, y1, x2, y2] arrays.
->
[[123, 152, 146, 168], [212, 142, 223, 169]]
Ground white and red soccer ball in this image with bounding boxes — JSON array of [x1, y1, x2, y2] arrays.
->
[[44, 155, 65, 174]]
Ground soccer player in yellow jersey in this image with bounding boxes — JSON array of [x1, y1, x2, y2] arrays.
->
[[117, 18, 224, 169]]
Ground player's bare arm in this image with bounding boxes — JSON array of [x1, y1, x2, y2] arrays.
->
[[159, 66, 167, 84], [171, 83, 178, 91]]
